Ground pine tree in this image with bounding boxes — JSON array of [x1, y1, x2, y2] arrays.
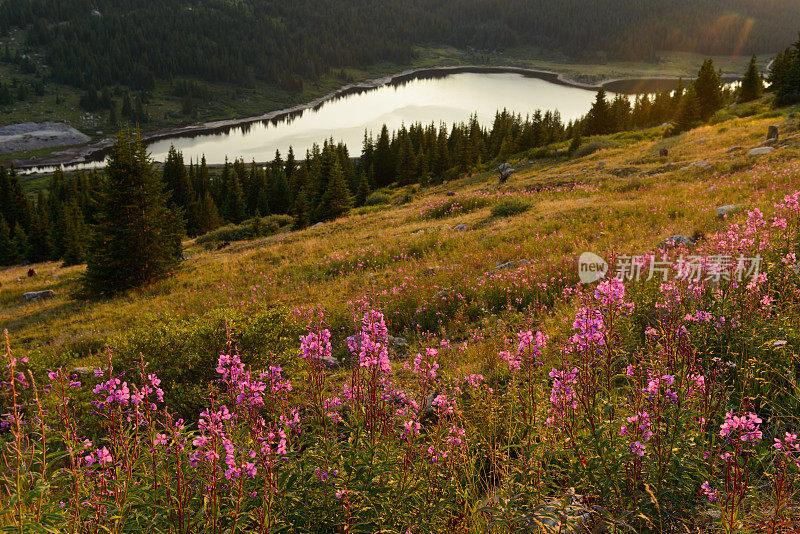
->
[[11, 223, 27, 263], [293, 185, 311, 229], [693, 59, 724, 121], [355, 172, 371, 206], [0, 218, 18, 265], [396, 136, 418, 185], [121, 93, 133, 119], [568, 128, 583, 155], [585, 88, 611, 135], [61, 199, 88, 266], [193, 191, 221, 235], [27, 193, 55, 263], [739, 55, 763, 103], [670, 86, 702, 135], [84, 129, 184, 294], [316, 159, 352, 221], [373, 125, 395, 187], [775, 39, 800, 106], [162, 146, 193, 210]]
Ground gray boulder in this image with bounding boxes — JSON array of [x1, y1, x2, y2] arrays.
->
[[749, 147, 774, 156], [453, 224, 469, 231], [717, 204, 744, 218], [22, 290, 55, 302], [388, 335, 408, 348]]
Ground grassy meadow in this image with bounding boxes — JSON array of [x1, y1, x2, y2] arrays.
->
[[3, 96, 800, 531]]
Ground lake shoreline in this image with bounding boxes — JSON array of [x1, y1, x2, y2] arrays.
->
[[8, 65, 741, 172]]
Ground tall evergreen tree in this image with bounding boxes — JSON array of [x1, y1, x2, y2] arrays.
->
[[61, 199, 88, 266], [585, 88, 611, 135], [84, 130, 184, 294], [739, 55, 763, 103], [0, 218, 18, 265], [670, 86, 702, 135], [27, 193, 55, 263], [373, 125, 395, 187], [316, 160, 352, 221], [355, 172, 371, 206], [693, 59, 724, 120]]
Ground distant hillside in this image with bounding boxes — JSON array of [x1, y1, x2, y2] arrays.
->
[[0, 0, 797, 92]]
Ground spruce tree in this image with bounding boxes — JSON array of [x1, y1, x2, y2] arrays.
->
[[739, 55, 763, 103], [355, 172, 371, 206], [670, 86, 702, 135], [293, 186, 311, 229], [0, 218, 18, 265], [693, 59, 724, 120], [373, 125, 395, 187], [11, 223, 27, 263], [569, 128, 583, 155], [84, 129, 184, 294], [27, 194, 55, 263], [775, 40, 800, 106], [61, 199, 88, 266], [316, 160, 352, 221], [585, 88, 611, 135]]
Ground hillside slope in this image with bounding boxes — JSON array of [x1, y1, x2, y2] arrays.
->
[[3, 98, 800, 530]]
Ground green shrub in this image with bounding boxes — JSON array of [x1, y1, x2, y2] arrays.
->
[[490, 198, 531, 218], [572, 137, 615, 158], [710, 109, 735, 125], [364, 191, 391, 206], [195, 215, 294, 244], [421, 196, 492, 219], [114, 306, 301, 416]]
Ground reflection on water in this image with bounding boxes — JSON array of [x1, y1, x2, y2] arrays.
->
[[148, 72, 603, 164], [39, 72, 610, 171]]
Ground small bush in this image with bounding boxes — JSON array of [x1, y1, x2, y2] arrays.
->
[[572, 137, 615, 158], [195, 215, 294, 244], [733, 103, 760, 118], [710, 109, 735, 125], [490, 198, 531, 218], [364, 191, 391, 206], [420, 195, 492, 219]]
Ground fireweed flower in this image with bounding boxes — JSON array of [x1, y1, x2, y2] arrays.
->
[[701, 481, 718, 502], [719, 411, 763, 443], [546, 367, 578, 426]]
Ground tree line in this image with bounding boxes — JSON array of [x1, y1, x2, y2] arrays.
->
[[0, 47, 780, 287], [0, 0, 797, 98]]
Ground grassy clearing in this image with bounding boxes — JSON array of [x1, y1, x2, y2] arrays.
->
[[2, 95, 796, 370]]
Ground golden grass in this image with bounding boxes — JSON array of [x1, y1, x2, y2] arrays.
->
[[3, 96, 799, 370]]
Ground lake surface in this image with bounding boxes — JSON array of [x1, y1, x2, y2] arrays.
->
[[146, 72, 604, 164]]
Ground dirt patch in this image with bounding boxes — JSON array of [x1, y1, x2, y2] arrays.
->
[[0, 122, 90, 155]]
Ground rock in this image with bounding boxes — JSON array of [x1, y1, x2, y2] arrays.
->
[[388, 335, 408, 348], [658, 235, 694, 249], [658, 148, 669, 157], [453, 224, 469, 232], [27, 268, 36, 277], [748, 147, 774, 156], [22, 290, 55, 302], [717, 204, 744, 218], [725, 146, 744, 154], [309, 222, 323, 229], [767, 125, 779, 141], [72, 367, 94, 376], [610, 166, 638, 177], [685, 160, 711, 169], [491, 259, 531, 273]]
